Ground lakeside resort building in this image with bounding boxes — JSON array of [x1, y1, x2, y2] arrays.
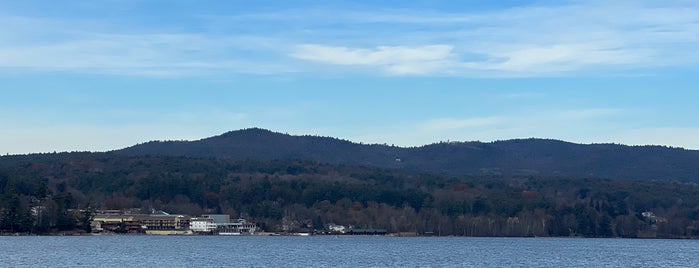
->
[[90, 210, 257, 235]]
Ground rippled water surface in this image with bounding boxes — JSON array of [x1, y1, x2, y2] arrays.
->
[[3, 236, 699, 267]]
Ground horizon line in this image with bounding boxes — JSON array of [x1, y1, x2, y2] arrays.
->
[[2, 127, 693, 157]]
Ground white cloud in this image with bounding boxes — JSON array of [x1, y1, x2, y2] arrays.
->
[[1, 1, 697, 77], [288, 1, 699, 76], [291, 44, 456, 75], [479, 43, 645, 73], [0, 18, 293, 77]]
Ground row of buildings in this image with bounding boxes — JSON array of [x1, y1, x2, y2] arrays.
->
[[91, 210, 258, 235]]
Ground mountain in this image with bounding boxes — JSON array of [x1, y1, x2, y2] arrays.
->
[[114, 128, 699, 182], [3, 128, 699, 237]]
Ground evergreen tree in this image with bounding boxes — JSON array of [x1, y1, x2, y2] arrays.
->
[[0, 194, 33, 233]]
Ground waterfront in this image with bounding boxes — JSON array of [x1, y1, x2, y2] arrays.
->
[[3, 236, 699, 267]]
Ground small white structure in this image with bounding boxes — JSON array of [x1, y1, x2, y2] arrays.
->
[[190, 217, 217, 233], [328, 224, 346, 234], [641, 211, 667, 223], [218, 218, 258, 235]]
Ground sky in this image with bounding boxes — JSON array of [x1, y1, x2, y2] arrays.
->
[[1, 0, 698, 154]]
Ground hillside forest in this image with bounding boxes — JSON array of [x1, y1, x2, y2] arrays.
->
[[2, 154, 699, 238]]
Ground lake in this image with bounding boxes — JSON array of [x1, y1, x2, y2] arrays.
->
[[2, 236, 698, 267]]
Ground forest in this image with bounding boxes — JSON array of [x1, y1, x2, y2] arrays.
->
[[2, 153, 699, 237]]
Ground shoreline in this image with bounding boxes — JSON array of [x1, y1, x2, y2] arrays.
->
[[2, 232, 696, 239]]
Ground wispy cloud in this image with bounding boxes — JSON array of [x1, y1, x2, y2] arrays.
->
[[0, 13, 293, 77], [477, 43, 645, 73], [291, 44, 456, 75], [0, 1, 697, 77], [286, 1, 699, 77]]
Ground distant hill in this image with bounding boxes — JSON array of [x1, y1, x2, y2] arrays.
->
[[113, 128, 699, 182], [3, 128, 699, 237]]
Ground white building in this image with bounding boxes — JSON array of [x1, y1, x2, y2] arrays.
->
[[218, 218, 257, 235], [328, 224, 346, 234], [190, 217, 217, 233]]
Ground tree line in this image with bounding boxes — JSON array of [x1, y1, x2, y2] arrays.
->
[[1, 155, 699, 237]]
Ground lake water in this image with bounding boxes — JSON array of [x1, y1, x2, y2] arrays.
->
[[2, 236, 699, 267]]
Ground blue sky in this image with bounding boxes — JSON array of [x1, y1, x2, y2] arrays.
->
[[1, 0, 698, 154]]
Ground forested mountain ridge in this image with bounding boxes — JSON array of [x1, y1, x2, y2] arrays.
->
[[114, 128, 699, 182], [3, 128, 699, 237]]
